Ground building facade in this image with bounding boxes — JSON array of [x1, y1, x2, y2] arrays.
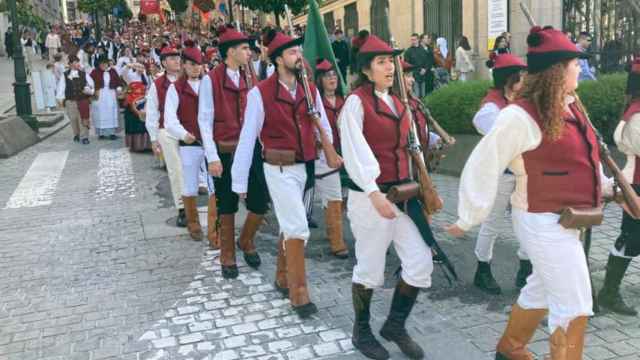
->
[[291, 0, 563, 80], [31, 0, 64, 25]]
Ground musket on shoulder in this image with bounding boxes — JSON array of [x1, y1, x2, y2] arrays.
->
[[282, 5, 342, 170]]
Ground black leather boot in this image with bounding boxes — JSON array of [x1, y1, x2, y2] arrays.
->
[[598, 254, 637, 316], [474, 261, 502, 295], [379, 279, 424, 359], [352, 283, 389, 360], [515, 259, 532, 290]]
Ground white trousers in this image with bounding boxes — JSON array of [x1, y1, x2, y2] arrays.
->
[[264, 163, 310, 241], [179, 146, 214, 197], [475, 174, 528, 262], [314, 159, 342, 208], [348, 190, 433, 289], [157, 129, 184, 209], [513, 208, 593, 333]]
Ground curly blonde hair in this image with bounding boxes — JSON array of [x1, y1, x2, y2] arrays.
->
[[516, 61, 570, 141]]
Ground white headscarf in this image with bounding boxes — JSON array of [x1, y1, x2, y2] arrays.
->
[[436, 37, 448, 58]]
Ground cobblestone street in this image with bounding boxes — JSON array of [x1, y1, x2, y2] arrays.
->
[[2, 125, 640, 360]]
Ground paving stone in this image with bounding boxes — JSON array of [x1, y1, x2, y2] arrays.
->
[[313, 342, 341, 357], [178, 333, 204, 345]]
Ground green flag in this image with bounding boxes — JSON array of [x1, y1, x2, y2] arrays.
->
[[303, 0, 348, 95]]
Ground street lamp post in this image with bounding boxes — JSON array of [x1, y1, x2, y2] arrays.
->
[[8, 0, 37, 130]]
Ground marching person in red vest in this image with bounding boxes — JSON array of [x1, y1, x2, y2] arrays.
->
[[400, 59, 444, 160], [446, 26, 623, 359], [198, 25, 267, 279], [340, 36, 433, 360], [164, 47, 215, 242], [231, 29, 335, 318], [312, 59, 348, 259], [598, 59, 640, 316], [145, 47, 191, 229], [469, 53, 530, 295]]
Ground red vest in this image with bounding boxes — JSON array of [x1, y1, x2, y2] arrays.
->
[[353, 83, 411, 185], [174, 77, 201, 141], [154, 74, 173, 129], [409, 96, 430, 150], [90, 68, 122, 90], [481, 88, 509, 109], [322, 95, 344, 151], [517, 99, 602, 213], [208, 63, 256, 142], [622, 99, 640, 184], [257, 73, 318, 162]]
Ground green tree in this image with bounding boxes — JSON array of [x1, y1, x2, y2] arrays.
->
[[236, 0, 309, 25], [168, 0, 188, 14], [0, 0, 48, 31]]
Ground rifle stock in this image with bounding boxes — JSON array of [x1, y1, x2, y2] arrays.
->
[[602, 146, 640, 218], [419, 103, 455, 145], [574, 95, 640, 219], [390, 39, 443, 215]]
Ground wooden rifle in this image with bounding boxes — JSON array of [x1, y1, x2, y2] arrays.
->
[[283, 5, 341, 169], [242, 61, 256, 89], [391, 39, 443, 215], [390, 38, 457, 283], [574, 97, 640, 218], [413, 98, 455, 171]]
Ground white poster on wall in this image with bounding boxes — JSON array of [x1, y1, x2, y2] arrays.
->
[[488, 0, 508, 50]]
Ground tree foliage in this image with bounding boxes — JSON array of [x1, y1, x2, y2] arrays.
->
[[168, 0, 188, 14], [0, 0, 48, 32], [235, 0, 309, 17], [78, 0, 116, 13]]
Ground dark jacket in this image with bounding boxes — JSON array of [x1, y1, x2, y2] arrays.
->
[[404, 45, 434, 82], [332, 39, 350, 74]]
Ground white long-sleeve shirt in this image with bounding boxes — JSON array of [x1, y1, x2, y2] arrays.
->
[[145, 73, 177, 142], [614, 113, 640, 183], [231, 82, 332, 194], [472, 102, 501, 135], [198, 67, 242, 162], [55, 70, 95, 102], [455, 97, 614, 232], [164, 79, 200, 141], [339, 89, 401, 196]]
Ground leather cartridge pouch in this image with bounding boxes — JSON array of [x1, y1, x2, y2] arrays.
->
[[217, 141, 238, 154], [264, 149, 296, 166], [386, 182, 420, 203], [558, 207, 604, 229]]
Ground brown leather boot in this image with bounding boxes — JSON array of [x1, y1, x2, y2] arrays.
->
[[183, 196, 203, 241], [207, 196, 220, 250], [495, 304, 548, 360], [238, 212, 263, 269], [285, 238, 317, 318], [274, 236, 288, 297], [547, 316, 588, 360], [325, 200, 348, 259], [219, 214, 238, 279]]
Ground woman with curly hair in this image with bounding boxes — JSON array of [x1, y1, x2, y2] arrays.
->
[[447, 26, 624, 359]]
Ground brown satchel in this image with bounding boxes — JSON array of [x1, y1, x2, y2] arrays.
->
[[217, 141, 238, 154], [558, 207, 604, 229], [264, 149, 296, 166], [386, 182, 420, 203]]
